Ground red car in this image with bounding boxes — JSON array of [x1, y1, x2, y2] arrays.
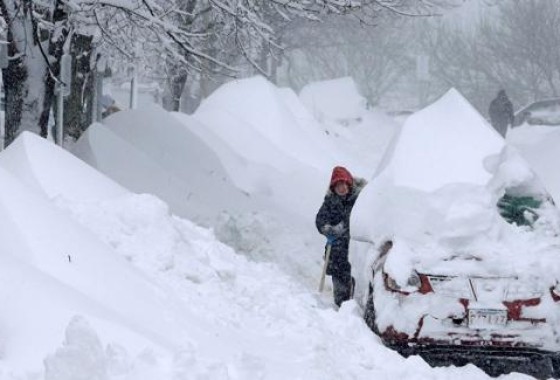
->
[[351, 89, 560, 378], [363, 231, 560, 378]]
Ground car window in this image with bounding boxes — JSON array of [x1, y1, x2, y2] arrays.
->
[[497, 193, 542, 227]]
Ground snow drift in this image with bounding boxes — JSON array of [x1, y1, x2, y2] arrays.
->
[[0, 133, 223, 374], [72, 105, 255, 225], [0, 132, 127, 201], [194, 76, 346, 173], [188, 76, 396, 218], [299, 77, 398, 178]]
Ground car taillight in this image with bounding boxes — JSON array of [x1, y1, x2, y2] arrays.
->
[[384, 272, 422, 295], [550, 283, 560, 302]]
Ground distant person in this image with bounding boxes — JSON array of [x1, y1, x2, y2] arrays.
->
[[489, 89, 514, 137], [316, 166, 367, 307]]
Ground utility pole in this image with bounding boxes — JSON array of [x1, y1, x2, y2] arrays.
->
[[56, 53, 72, 147], [129, 43, 140, 109], [0, 39, 8, 151]]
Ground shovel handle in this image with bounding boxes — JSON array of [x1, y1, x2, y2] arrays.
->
[[318, 244, 332, 292]]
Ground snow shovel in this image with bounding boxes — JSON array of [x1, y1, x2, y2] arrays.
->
[[318, 243, 332, 292]]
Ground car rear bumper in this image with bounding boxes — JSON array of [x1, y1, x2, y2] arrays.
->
[[388, 343, 559, 379]]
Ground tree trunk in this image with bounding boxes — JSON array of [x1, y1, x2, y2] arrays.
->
[[166, 70, 188, 112], [2, 56, 27, 147], [65, 34, 95, 141], [45, 0, 70, 142], [0, 0, 62, 145], [2, 18, 46, 144]]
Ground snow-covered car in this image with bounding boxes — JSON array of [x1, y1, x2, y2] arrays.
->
[[513, 98, 560, 127], [350, 89, 560, 378]]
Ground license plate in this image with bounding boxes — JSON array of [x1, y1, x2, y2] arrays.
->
[[468, 309, 507, 329]]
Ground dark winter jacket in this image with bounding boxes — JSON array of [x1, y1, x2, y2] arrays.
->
[[489, 90, 514, 137], [316, 169, 367, 277]]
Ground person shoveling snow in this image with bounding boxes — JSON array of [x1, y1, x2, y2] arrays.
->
[[316, 166, 367, 307]]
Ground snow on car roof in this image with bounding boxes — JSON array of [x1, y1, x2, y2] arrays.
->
[[377, 88, 505, 192]]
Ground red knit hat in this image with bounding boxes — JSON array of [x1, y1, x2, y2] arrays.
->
[[330, 166, 353, 188]]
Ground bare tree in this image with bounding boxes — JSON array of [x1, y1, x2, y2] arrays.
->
[[417, 0, 560, 114], [283, 15, 414, 106], [0, 0, 457, 142]]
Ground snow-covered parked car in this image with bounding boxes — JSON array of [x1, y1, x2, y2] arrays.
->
[[513, 98, 560, 128], [350, 89, 560, 378]]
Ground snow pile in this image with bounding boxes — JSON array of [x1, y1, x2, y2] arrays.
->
[[320, 109, 399, 179], [0, 134, 209, 374], [0, 132, 127, 201], [299, 77, 398, 178], [72, 105, 254, 225], [194, 76, 346, 173], [186, 76, 397, 220], [300, 77, 367, 124], [352, 89, 560, 285], [188, 76, 353, 220]]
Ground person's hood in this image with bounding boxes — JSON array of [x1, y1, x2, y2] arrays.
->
[[330, 166, 353, 188]]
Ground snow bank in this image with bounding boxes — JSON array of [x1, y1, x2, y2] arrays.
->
[[189, 76, 351, 219], [194, 76, 353, 172], [0, 132, 127, 201], [300, 77, 367, 124], [296, 77, 398, 178], [0, 163, 214, 373], [187, 76, 398, 218], [72, 106, 254, 225]]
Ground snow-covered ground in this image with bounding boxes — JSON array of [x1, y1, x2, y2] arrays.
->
[[0, 76, 542, 379]]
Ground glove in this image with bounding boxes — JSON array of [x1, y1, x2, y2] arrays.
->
[[326, 234, 337, 244], [321, 222, 346, 237]]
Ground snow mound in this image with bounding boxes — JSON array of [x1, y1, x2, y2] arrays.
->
[[0, 163, 220, 373], [190, 77, 357, 219], [0, 132, 127, 201], [194, 75, 344, 172], [72, 106, 254, 225], [178, 110, 327, 221], [300, 77, 367, 124]]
